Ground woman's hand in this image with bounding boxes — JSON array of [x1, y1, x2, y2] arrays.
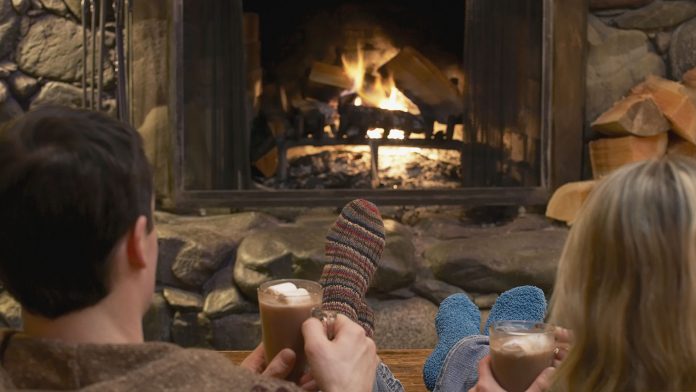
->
[[468, 356, 555, 392], [553, 326, 573, 367]]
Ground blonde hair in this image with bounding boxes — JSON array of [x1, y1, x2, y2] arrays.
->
[[549, 156, 696, 391]]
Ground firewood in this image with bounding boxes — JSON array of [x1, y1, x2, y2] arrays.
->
[[668, 134, 696, 158], [254, 147, 278, 178], [546, 180, 597, 225], [308, 62, 353, 90], [591, 94, 669, 137], [632, 75, 696, 144], [589, 133, 668, 178], [684, 67, 696, 89], [383, 46, 463, 122]]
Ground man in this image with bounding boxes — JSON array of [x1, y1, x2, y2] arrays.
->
[[0, 107, 378, 391]]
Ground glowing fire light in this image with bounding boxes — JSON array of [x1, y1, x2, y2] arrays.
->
[[365, 128, 406, 140], [342, 44, 419, 140]]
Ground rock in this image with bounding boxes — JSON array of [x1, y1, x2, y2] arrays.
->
[[234, 224, 327, 299], [171, 312, 212, 348], [30, 81, 83, 108], [62, 0, 79, 19], [372, 220, 416, 292], [670, 17, 696, 80], [39, 0, 66, 15], [293, 208, 338, 227], [16, 15, 115, 85], [8, 71, 39, 99], [158, 212, 278, 288], [0, 0, 20, 59], [370, 297, 438, 349], [473, 293, 499, 309], [11, 0, 28, 14], [414, 214, 552, 241], [370, 288, 416, 300], [654, 31, 672, 54], [163, 287, 203, 312], [586, 15, 665, 123], [203, 265, 255, 319], [425, 229, 567, 293], [504, 214, 553, 232], [0, 81, 23, 122], [614, 1, 696, 30], [0, 60, 17, 78], [0, 291, 21, 329], [412, 278, 466, 305], [142, 293, 172, 342], [210, 313, 261, 350], [590, 0, 653, 9]]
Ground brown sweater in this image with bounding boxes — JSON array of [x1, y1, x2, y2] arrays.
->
[[0, 332, 303, 391]]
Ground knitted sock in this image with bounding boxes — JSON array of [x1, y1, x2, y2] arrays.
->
[[483, 286, 547, 335], [423, 294, 481, 391], [320, 199, 385, 337]]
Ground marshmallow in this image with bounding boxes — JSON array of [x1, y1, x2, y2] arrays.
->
[[266, 283, 312, 304], [498, 333, 552, 355]]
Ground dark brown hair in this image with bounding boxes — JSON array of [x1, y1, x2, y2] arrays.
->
[[0, 106, 153, 318]]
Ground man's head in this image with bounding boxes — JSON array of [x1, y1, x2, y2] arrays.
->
[[0, 107, 155, 319]]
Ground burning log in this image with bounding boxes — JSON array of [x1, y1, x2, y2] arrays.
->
[[591, 94, 670, 137], [546, 180, 597, 225], [308, 62, 353, 90], [337, 104, 427, 140], [632, 75, 696, 145], [383, 46, 464, 122], [589, 133, 668, 179]]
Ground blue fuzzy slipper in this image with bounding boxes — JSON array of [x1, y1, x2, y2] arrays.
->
[[483, 286, 547, 335], [423, 294, 480, 391]]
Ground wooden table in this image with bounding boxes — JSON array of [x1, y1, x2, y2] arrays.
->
[[221, 349, 430, 391]]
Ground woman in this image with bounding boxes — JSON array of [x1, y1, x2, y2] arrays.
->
[[471, 156, 696, 391]]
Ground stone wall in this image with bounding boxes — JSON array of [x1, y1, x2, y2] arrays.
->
[[0, 0, 116, 122], [586, 0, 696, 125]]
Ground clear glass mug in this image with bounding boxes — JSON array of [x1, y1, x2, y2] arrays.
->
[[257, 279, 335, 382], [488, 321, 555, 392]]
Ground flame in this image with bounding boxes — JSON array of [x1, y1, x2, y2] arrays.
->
[[365, 128, 406, 140], [342, 44, 420, 115]]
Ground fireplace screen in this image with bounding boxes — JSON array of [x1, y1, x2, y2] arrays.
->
[[128, 0, 583, 207]]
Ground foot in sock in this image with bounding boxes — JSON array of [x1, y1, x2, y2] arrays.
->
[[483, 285, 547, 335], [423, 294, 480, 391], [319, 199, 385, 337]]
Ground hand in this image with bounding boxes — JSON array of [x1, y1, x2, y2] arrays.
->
[[468, 356, 555, 392], [239, 343, 297, 379], [302, 314, 378, 392], [553, 327, 573, 367]]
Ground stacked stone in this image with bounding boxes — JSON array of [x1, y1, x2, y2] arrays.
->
[[0, 0, 117, 124]]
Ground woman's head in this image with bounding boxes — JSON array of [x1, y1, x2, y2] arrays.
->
[[549, 156, 696, 391]]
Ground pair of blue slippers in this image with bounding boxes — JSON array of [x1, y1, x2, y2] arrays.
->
[[422, 286, 548, 391]]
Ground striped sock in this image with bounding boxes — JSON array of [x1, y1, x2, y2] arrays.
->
[[320, 199, 385, 337]]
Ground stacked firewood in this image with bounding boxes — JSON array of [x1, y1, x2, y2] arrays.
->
[[547, 68, 696, 224]]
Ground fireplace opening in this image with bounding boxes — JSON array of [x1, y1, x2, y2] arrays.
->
[[239, 0, 543, 191]]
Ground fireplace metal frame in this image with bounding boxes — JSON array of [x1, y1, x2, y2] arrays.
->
[[163, 0, 587, 208]]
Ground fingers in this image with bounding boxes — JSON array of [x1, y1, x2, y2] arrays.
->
[[238, 343, 266, 373], [262, 348, 297, 379]]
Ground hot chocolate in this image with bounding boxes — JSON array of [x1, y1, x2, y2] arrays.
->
[[258, 279, 323, 382], [489, 321, 555, 392]]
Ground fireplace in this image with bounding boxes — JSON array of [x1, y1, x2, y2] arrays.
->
[[127, 0, 587, 208]]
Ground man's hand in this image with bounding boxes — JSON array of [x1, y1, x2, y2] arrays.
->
[[302, 314, 378, 392], [240, 343, 297, 379], [468, 356, 555, 392]]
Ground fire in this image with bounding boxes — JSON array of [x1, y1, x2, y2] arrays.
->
[[365, 128, 406, 140], [341, 43, 419, 140]]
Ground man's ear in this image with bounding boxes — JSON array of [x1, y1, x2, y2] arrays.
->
[[126, 216, 150, 269]]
